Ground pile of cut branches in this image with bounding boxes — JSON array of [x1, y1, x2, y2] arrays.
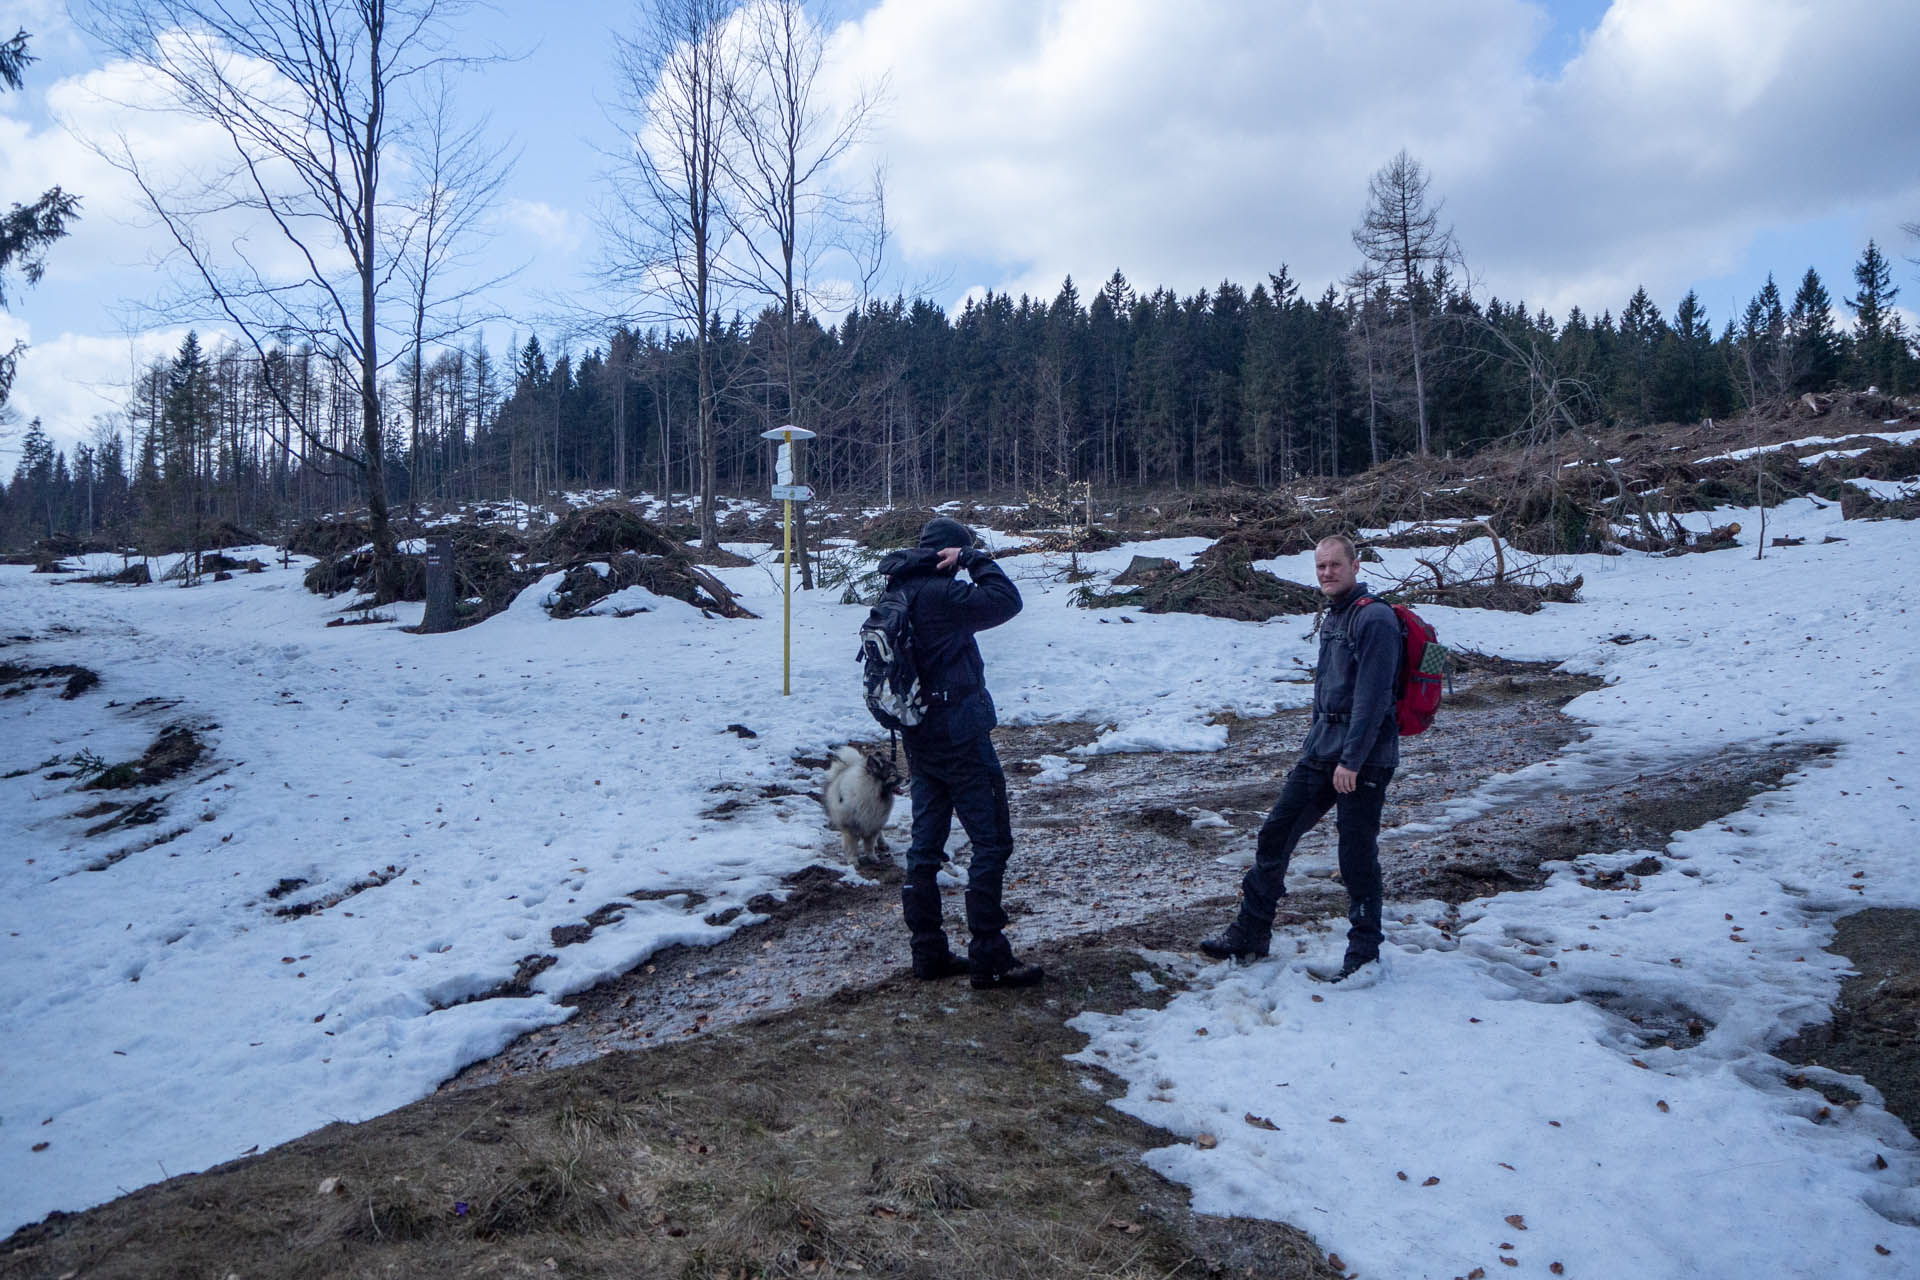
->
[[1153, 487, 1303, 538], [1839, 488, 1920, 521], [76, 562, 152, 585], [1375, 527, 1583, 613], [543, 552, 756, 620], [292, 504, 759, 627], [717, 510, 778, 545], [531, 506, 684, 561], [855, 507, 940, 548], [994, 525, 1125, 557], [285, 519, 374, 561], [303, 523, 531, 615], [1079, 538, 1321, 621]]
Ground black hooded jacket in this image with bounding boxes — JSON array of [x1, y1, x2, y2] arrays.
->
[[875, 545, 1023, 743]]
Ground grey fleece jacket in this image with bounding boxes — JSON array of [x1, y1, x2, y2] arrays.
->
[[1299, 583, 1401, 770]]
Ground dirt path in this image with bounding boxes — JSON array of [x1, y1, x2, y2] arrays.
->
[[447, 664, 1814, 1089]]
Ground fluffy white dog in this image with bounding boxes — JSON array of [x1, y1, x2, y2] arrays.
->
[[822, 745, 904, 862]]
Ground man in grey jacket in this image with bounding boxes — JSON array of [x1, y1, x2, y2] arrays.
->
[[1199, 533, 1400, 980]]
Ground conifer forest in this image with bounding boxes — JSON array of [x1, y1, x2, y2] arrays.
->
[[8, 247, 1914, 554]]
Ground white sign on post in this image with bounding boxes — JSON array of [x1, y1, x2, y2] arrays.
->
[[756, 425, 817, 698]]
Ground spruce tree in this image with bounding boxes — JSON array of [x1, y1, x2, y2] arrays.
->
[[1846, 240, 1902, 392], [1655, 290, 1715, 422], [1738, 275, 1790, 405], [7, 416, 55, 537], [1615, 286, 1666, 423], [1788, 268, 1841, 393], [161, 332, 210, 563]]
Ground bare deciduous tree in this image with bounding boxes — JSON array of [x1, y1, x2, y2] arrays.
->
[[604, 0, 740, 550], [1470, 314, 1596, 452], [81, 0, 497, 601], [720, 0, 883, 585], [1353, 150, 1457, 457], [395, 72, 516, 511]]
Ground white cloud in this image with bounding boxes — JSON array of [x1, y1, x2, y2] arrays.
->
[[0, 45, 365, 359], [1, 323, 206, 465], [824, 0, 1920, 316], [501, 199, 585, 255]]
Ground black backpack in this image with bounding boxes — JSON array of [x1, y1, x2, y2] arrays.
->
[[859, 579, 928, 731]]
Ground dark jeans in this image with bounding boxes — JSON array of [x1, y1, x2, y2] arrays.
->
[[1238, 759, 1394, 960], [899, 732, 1017, 970]]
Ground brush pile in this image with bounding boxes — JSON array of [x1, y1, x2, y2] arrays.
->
[[293, 504, 754, 627], [1079, 534, 1321, 621], [543, 552, 755, 619]]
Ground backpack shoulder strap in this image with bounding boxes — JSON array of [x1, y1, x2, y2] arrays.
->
[[892, 571, 929, 621], [1349, 595, 1407, 693], [1347, 594, 1398, 636]]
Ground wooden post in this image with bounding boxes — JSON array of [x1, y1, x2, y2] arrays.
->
[[422, 536, 456, 633]]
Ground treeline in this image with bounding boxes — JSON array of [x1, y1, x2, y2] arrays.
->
[[4, 241, 1914, 552]]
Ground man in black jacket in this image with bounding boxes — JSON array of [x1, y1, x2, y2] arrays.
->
[[1200, 533, 1400, 980], [875, 516, 1042, 990]]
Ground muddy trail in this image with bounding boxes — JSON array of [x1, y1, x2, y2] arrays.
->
[[448, 664, 1817, 1090]]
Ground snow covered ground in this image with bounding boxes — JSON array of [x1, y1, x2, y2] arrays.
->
[[1074, 496, 1920, 1278], [3, 493, 1918, 1277]]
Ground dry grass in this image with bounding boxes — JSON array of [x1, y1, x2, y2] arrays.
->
[[2, 947, 1340, 1280]]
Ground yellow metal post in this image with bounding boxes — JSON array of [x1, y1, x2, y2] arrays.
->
[[761, 423, 812, 698], [782, 494, 793, 695]]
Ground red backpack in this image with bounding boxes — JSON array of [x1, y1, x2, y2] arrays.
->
[[1355, 597, 1448, 736]]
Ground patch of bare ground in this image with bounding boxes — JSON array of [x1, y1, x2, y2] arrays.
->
[[0, 660, 100, 700], [2, 947, 1338, 1280], [1778, 908, 1920, 1139]]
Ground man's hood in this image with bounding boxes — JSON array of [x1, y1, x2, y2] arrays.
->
[[878, 547, 942, 579], [917, 516, 976, 551]]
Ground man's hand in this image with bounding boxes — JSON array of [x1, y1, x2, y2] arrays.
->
[[1332, 765, 1359, 794], [935, 546, 966, 572]]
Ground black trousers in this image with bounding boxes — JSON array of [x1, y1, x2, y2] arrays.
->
[[1238, 759, 1394, 960], [899, 732, 1017, 970]]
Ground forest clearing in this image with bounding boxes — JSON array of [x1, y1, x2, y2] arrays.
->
[[7, 4, 1920, 1274], [4, 399, 1919, 1278]]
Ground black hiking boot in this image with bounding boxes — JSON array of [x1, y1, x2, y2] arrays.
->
[[912, 951, 971, 980], [970, 959, 1045, 990], [1198, 922, 1270, 963], [1332, 952, 1377, 982]]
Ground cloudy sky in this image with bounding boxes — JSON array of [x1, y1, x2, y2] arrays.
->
[[4, 0, 1918, 463]]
